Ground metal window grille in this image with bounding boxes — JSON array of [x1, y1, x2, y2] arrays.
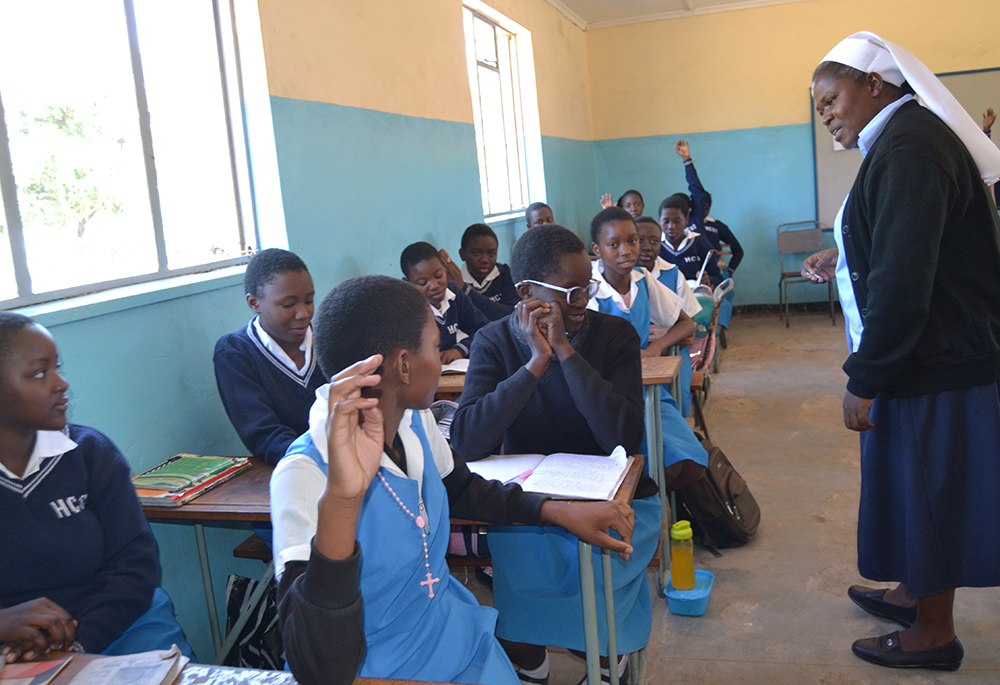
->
[[0, 0, 259, 308]]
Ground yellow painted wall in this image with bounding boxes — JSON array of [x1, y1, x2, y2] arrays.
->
[[586, 0, 1000, 139], [257, 0, 593, 140]]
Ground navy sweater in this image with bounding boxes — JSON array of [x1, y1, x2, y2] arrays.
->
[[660, 233, 722, 286], [0, 425, 158, 653], [214, 321, 325, 465], [702, 218, 744, 272], [463, 263, 519, 321], [435, 283, 490, 357]]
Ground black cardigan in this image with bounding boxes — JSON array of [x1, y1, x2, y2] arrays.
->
[[841, 100, 1000, 399]]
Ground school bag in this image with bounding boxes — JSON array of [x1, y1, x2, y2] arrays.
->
[[674, 433, 760, 549]]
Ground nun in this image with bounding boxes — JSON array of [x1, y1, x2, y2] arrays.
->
[[802, 32, 1000, 671]]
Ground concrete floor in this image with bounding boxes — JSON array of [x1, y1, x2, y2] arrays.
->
[[457, 312, 1000, 684]]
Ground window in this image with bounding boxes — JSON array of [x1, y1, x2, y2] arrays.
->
[[0, 0, 281, 308], [462, 3, 544, 219]]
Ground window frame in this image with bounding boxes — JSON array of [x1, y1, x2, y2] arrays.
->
[[0, 0, 278, 310], [462, 2, 545, 220]]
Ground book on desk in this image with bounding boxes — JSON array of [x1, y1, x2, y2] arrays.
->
[[466, 446, 633, 501], [133, 454, 251, 507]]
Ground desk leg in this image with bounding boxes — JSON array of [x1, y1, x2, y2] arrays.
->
[[645, 385, 668, 597], [601, 549, 619, 685], [578, 540, 600, 685], [215, 560, 275, 665], [194, 523, 223, 658]]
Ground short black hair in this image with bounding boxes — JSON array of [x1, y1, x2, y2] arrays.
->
[[244, 248, 309, 298], [659, 193, 691, 218], [0, 311, 35, 369], [616, 190, 643, 207], [399, 241, 441, 278], [634, 215, 661, 230], [313, 275, 430, 378], [510, 224, 587, 283], [590, 206, 635, 244], [525, 202, 552, 223], [461, 223, 498, 251]]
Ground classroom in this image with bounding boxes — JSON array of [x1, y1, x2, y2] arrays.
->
[[2, 0, 999, 682]]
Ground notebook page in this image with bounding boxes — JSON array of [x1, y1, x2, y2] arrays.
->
[[521, 446, 630, 500]]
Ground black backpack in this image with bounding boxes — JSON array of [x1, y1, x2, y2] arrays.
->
[[675, 434, 760, 549]]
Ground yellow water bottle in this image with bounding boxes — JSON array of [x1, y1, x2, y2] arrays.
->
[[670, 520, 696, 590]]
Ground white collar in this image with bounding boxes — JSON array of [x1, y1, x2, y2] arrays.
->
[[661, 234, 695, 255], [0, 429, 77, 480], [858, 94, 914, 157], [590, 260, 643, 312], [253, 317, 312, 373], [430, 287, 456, 319], [461, 263, 500, 292], [308, 383, 424, 489], [646, 256, 678, 278]]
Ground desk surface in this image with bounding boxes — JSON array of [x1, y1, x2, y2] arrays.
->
[[437, 356, 680, 394], [142, 458, 273, 523]]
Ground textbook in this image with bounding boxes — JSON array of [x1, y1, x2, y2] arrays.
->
[[0, 656, 71, 685], [441, 357, 469, 375], [68, 645, 188, 685], [467, 446, 633, 501], [133, 454, 250, 507]]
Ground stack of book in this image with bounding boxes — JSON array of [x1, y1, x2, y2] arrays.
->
[[132, 454, 250, 507]]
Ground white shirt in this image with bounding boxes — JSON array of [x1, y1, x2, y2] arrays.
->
[[270, 382, 454, 577], [253, 317, 312, 374], [834, 94, 915, 353], [460, 263, 499, 293], [586, 260, 684, 328], [646, 257, 703, 318], [0, 429, 77, 481]]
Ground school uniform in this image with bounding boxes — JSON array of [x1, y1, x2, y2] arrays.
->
[[451, 312, 661, 655], [461, 263, 518, 321], [587, 262, 707, 463], [660, 232, 722, 286], [432, 283, 490, 357], [701, 217, 744, 273], [837, 96, 1000, 595], [214, 318, 324, 466], [637, 258, 700, 418], [0, 425, 191, 656], [271, 390, 550, 685], [680, 158, 734, 326]]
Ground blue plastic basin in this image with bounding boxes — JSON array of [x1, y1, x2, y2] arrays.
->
[[663, 569, 715, 616]]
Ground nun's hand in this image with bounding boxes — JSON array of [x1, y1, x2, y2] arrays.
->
[[843, 390, 874, 432], [802, 248, 838, 283]]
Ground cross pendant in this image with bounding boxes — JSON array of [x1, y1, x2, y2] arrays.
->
[[420, 572, 440, 598]]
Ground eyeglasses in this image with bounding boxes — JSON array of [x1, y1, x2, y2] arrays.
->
[[517, 278, 600, 306]]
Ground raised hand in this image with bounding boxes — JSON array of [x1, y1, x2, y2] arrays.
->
[[674, 139, 691, 161], [984, 107, 996, 134], [801, 248, 839, 283], [0, 598, 77, 663], [599, 193, 613, 209], [516, 299, 554, 377], [540, 500, 636, 560], [438, 249, 464, 286]]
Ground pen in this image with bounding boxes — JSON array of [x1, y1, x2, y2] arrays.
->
[[503, 469, 534, 485]]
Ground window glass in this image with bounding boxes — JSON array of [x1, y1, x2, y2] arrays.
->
[[0, 0, 157, 294], [0, 189, 16, 300]]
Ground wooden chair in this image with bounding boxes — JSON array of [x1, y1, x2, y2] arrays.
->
[[776, 221, 836, 327]]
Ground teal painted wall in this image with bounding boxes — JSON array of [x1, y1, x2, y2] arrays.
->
[[594, 123, 834, 306], [540, 135, 600, 241], [30, 282, 269, 662]]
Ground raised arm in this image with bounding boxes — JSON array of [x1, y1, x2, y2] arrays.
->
[[676, 140, 709, 231]]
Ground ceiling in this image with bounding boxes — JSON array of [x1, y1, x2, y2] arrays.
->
[[545, 0, 813, 30]]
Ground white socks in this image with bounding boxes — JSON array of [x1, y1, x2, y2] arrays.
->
[[518, 651, 550, 680]]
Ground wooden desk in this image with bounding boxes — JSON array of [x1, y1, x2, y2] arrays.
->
[[143, 459, 274, 664], [436, 373, 466, 394]]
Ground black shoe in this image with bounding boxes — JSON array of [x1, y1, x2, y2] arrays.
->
[[517, 671, 548, 685], [852, 631, 963, 671], [575, 656, 629, 685], [848, 585, 918, 627]]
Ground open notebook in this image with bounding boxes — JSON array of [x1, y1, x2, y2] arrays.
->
[[467, 446, 632, 501]]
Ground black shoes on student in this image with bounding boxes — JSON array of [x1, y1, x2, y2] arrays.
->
[[852, 632, 964, 671], [847, 585, 917, 627], [848, 586, 963, 671]]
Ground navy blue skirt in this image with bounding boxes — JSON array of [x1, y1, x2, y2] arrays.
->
[[858, 382, 1000, 596]]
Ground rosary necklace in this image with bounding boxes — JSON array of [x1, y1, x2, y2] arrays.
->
[[376, 468, 440, 598]]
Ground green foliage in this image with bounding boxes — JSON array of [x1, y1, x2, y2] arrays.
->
[[14, 104, 123, 237]]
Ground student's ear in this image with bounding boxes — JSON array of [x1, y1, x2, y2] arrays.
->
[[591, 241, 600, 256], [516, 282, 533, 300], [246, 293, 261, 313], [458, 248, 466, 262], [394, 348, 411, 386]]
